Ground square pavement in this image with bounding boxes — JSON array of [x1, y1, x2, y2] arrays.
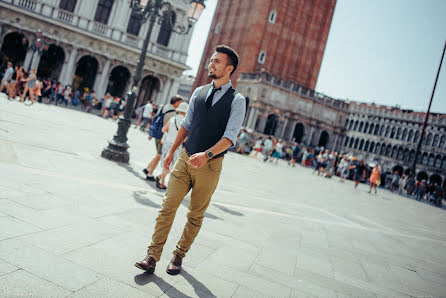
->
[[1, 94, 446, 297]]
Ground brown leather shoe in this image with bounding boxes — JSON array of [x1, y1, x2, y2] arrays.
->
[[134, 256, 156, 274], [166, 254, 182, 275]]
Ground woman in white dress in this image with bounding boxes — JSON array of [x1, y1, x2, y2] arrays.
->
[[156, 102, 188, 189]]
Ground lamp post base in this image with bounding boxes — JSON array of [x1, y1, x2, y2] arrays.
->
[[101, 117, 132, 163]]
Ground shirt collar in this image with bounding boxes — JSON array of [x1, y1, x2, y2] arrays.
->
[[211, 80, 232, 92]]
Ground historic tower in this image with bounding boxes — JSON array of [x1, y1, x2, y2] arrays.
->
[[194, 0, 337, 90], [194, 0, 345, 151]]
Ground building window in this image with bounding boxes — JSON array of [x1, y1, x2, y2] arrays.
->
[[214, 23, 221, 34], [258, 51, 266, 64], [157, 11, 176, 46], [414, 131, 420, 143], [127, 10, 141, 36], [359, 121, 363, 132], [59, 0, 77, 12], [268, 10, 277, 24], [94, 0, 114, 24], [432, 134, 439, 147]]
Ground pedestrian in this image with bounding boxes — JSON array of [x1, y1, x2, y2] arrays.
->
[[135, 45, 245, 275], [0, 61, 14, 93], [143, 95, 182, 180], [141, 100, 154, 131], [368, 165, 381, 193], [272, 139, 283, 164], [339, 155, 350, 183], [236, 129, 248, 154], [262, 136, 273, 162], [353, 159, 366, 188], [21, 68, 37, 104], [155, 101, 189, 190], [250, 137, 263, 159], [391, 171, 401, 192]]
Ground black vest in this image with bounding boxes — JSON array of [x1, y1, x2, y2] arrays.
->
[[184, 84, 235, 157]]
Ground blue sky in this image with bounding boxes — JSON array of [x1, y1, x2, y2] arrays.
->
[[186, 0, 446, 113]]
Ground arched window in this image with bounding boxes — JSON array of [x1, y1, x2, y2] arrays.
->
[[344, 119, 349, 129], [385, 126, 390, 137], [369, 142, 375, 153], [432, 134, 439, 147], [214, 22, 222, 34], [364, 140, 369, 152], [414, 131, 420, 143], [440, 135, 446, 148], [408, 130, 414, 142], [359, 139, 364, 150], [344, 136, 349, 147], [354, 120, 359, 131], [409, 150, 415, 162], [426, 133, 433, 146], [379, 143, 385, 155], [441, 156, 446, 169], [349, 138, 354, 148], [359, 121, 364, 132], [349, 120, 354, 130], [59, 0, 77, 12], [422, 152, 428, 165], [258, 51, 266, 64], [428, 154, 435, 167], [368, 123, 374, 134], [386, 144, 392, 157], [402, 128, 407, 141], [354, 138, 359, 149], [268, 10, 277, 23], [391, 146, 397, 158], [375, 143, 381, 154], [157, 11, 176, 46], [363, 122, 369, 133], [374, 124, 380, 135], [127, 10, 142, 36], [390, 127, 396, 138], [94, 0, 114, 24], [434, 155, 441, 168], [396, 127, 401, 140], [397, 147, 403, 160], [403, 149, 409, 161]]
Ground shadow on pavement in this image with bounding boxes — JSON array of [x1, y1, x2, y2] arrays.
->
[[213, 203, 244, 217], [182, 196, 221, 220], [117, 163, 145, 180], [181, 269, 217, 298], [134, 273, 185, 297], [133, 190, 161, 208]]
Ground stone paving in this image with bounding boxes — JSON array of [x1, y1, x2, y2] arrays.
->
[[0, 93, 446, 297]]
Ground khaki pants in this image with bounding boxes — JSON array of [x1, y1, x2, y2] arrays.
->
[[147, 149, 223, 261]]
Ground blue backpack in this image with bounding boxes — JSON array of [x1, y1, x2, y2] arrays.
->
[[148, 107, 176, 139]]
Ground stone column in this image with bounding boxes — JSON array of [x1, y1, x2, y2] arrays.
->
[[258, 114, 267, 133], [279, 117, 288, 139], [60, 47, 78, 85], [24, 48, 33, 71], [30, 51, 42, 71], [246, 107, 258, 130], [307, 126, 314, 146], [159, 77, 172, 105], [287, 120, 296, 141], [95, 59, 111, 99], [167, 78, 180, 103]]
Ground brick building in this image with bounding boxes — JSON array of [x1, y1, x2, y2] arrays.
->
[[194, 0, 344, 150]]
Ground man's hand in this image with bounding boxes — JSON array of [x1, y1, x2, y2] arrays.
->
[[187, 152, 208, 168], [164, 151, 174, 170]]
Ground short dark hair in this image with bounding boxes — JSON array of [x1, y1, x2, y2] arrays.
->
[[215, 45, 239, 75], [170, 95, 183, 105]]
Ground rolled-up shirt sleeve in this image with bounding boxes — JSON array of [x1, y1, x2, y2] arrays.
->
[[223, 93, 246, 147], [181, 87, 202, 131]]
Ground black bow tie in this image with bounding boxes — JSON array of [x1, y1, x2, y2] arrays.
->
[[206, 87, 221, 109]]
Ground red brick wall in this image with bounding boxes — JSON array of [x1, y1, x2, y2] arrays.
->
[[193, 0, 336, 91]]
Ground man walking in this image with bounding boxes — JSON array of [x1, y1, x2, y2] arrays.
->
[[0, 62, 14, 93], [135, 45, 246, 275], [143, 95, 182, 180]]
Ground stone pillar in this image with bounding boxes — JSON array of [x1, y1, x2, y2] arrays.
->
[[159, 77, 172, 105], [24, 48, 33, 71], [279, 117, 288, 139], [95, 59, 111, 99], [60, 47, 78, 85], [287, 120, 296, 141], [30, 51, 42, 71], [307, 126, 314, 146], [167, 78, 180, 103], [258, 114, 267, 133], [246, 107, 258, 130]]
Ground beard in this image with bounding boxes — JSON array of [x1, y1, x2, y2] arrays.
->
[[208, 73, 217, 79]]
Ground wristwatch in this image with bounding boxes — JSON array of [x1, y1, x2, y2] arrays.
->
[[206, 150, 214, 159]]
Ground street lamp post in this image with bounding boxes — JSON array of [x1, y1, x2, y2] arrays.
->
[[101, 0, 205, 163], [26, 29, 46, 72]]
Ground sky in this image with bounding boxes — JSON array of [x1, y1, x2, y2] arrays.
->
[[185, 0, 446, 114]]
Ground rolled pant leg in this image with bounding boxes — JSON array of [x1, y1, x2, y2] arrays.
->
[[147, 151, 191, 261], [174, 157, 223, 258]]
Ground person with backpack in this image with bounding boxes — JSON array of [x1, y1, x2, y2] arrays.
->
[[142, 95, 183, 180]]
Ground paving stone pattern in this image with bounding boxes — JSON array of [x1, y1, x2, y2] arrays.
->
[[1, 95, 446, 297]]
